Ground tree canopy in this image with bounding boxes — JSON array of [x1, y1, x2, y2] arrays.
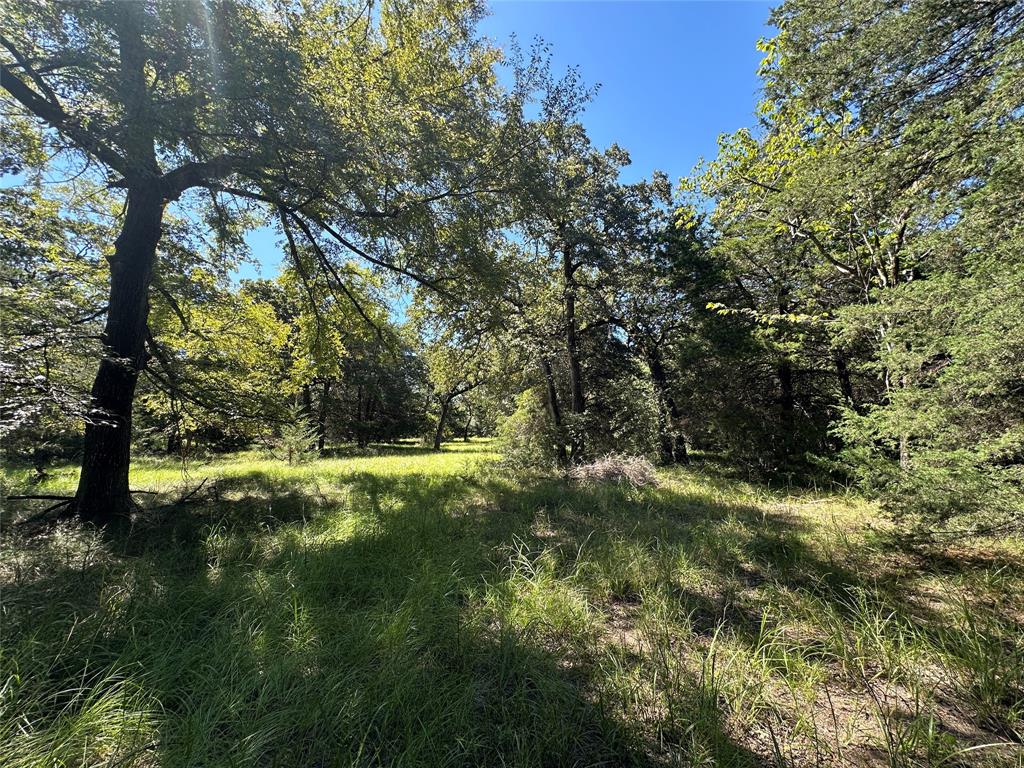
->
[[3, 0, 1023, 536]]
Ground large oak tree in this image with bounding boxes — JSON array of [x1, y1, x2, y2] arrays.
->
[[0, 0, 539, 523]]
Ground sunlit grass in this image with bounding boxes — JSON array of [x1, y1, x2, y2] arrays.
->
[[2, 441, 1022, 767]]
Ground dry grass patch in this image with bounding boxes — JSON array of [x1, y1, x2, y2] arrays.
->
[[568, 454, 660, 488]]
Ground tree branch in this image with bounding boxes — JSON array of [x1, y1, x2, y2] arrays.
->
[[1, 43, 129, 176], [201, 182, 453, 296]]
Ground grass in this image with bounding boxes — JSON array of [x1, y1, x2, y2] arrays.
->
[[2, 440, 1023, 767]]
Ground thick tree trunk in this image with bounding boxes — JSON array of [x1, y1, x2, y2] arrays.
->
[[562, 244, 585, 461], [433, 396, 451, 451], [74, 186, 165, 525]]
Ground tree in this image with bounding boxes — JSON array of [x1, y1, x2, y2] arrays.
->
[[0, 184, 109, 461], [278, 402, 317, 465], [417, 312, 499, 450], [766, 0, 1024, 135], [511, 124, 666, 462], [138, 263, 289, 458], [771, 0, 1024, 527], [332, 326, 430, 447], [612, 215, 704, 465], [1, 0, 543, 523], [687, 106, 873, 469], [691, 0, 1024, 520]]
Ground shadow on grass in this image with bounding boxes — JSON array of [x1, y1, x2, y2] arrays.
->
[[318, 440, 492, 459], [3, 464, 1021, 766]]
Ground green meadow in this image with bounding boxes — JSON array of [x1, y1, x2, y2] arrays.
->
[[3, 442, 1022, 767]]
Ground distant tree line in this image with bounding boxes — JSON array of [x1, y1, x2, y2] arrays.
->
[[3, 0, 1022, 534]]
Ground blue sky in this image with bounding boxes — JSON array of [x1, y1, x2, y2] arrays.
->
[[241, 0, 775, 279], [482, 0, 773, 184]]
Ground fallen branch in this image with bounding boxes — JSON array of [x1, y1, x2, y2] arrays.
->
[[18, 498, 73, 526], [175, 478, 208, 505], [150, 478, 210, 511]]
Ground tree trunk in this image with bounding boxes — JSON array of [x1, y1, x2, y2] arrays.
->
[[74, 185, 165, 525], [646, 344, 689, 465], [433, 396, 451, 451], [462, 404, 472, 441], [541, 356, 569, 466], [562, 243, 585, 461], [317, 379, 330, 454]]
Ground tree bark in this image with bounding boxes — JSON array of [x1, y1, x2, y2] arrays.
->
[[646, 344, 689, 465], [433, 396, 451, 451], [562, 242, 585, 461], [74, 185, 165, 524], [540, 357, 569, 467], [72, 5, 167, 525]]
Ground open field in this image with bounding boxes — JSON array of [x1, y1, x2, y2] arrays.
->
[[2, 442, 1023, 767]]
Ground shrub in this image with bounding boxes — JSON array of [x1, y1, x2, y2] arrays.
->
[[495, 389, 560, 471], [278, 404, 318, 465], [581, 370, 661, 460]]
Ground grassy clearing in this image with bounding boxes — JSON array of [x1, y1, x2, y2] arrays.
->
[[2, 441, 1023, 767]]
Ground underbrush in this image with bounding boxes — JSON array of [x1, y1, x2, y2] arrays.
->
[[2, 442, 1022, 767]]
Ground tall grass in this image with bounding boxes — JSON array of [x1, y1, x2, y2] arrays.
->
[[2, 441, 1022, 766]]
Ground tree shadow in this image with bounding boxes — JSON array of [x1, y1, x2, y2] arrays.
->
[[6, 464, 1018, 766], [1, 467, 766, 767], [317, 440, 493, 459]]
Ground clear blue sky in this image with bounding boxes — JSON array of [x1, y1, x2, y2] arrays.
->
[[241, 0, 774, 279], [481, 0, 773, 184]]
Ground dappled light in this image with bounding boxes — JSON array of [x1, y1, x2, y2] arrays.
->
[[3, 0, 1024, 765], [4, 446, 1022, 765]]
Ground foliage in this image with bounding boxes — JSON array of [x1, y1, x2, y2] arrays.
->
[[577, 349, 661, 460], [0, 0, 584, 521], [138, 264, 291, 453], [685, 0, 1024, 528], [277, 403, 318, 465], [495, 389, 561, 471], [3, 0, 1022, 537], [4, 3, 1024, 765], [0, 185, 108, 450]]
